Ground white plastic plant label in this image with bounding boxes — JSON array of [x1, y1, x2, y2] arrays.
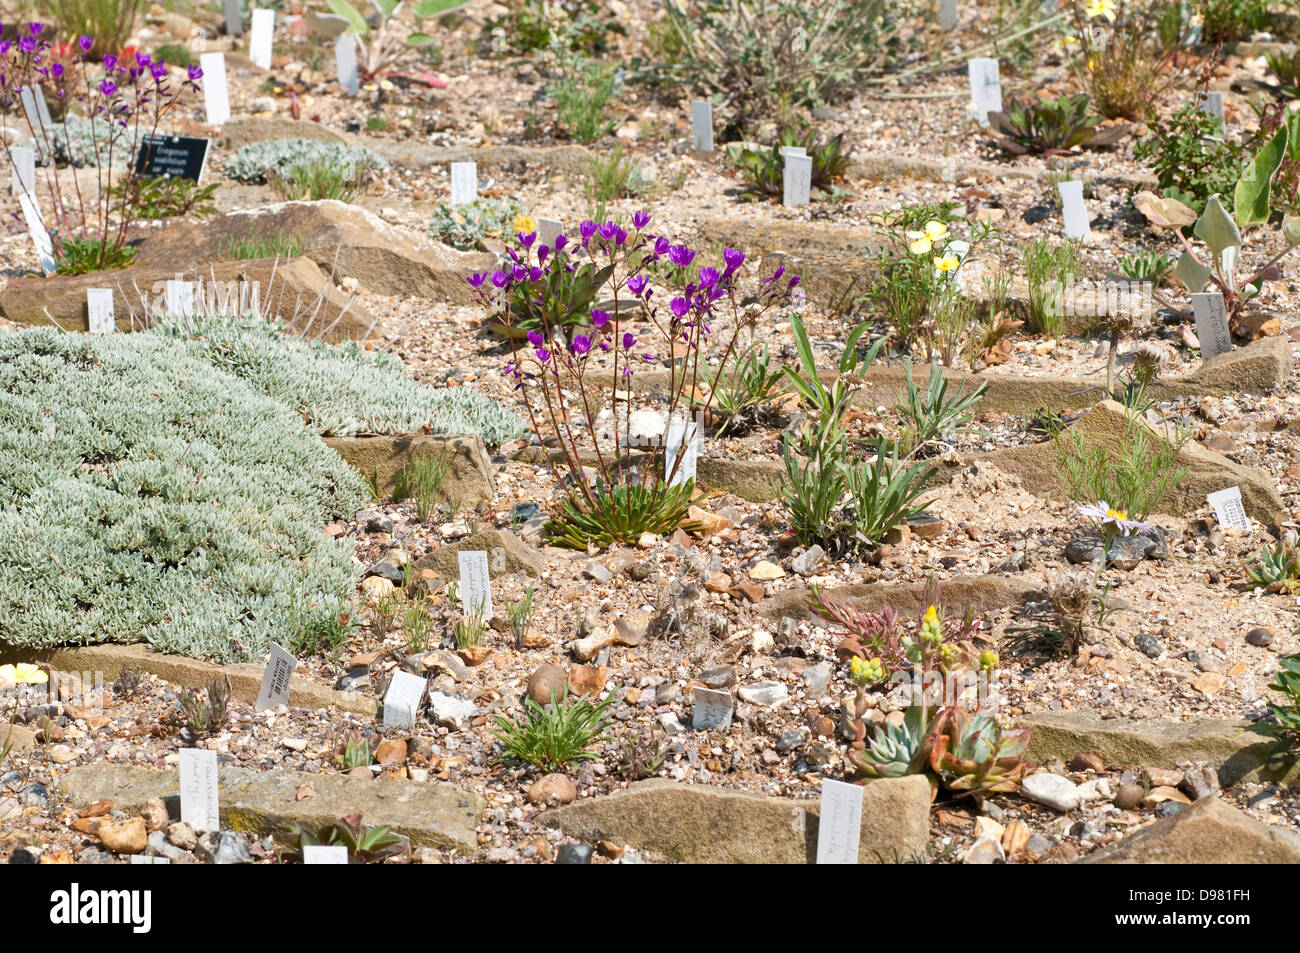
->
[[200, 53, 231, 125], [10, 146, 36, 196], [690, 99, 713, 152], [782, 153, 812, 207], [255, 642, 297, 710], [816, 778, 863, 864], [179, 748, 219, 832], [18, 192, 56, 275], [249, 8, 275, 70], [303, 845, 348, 864], [458, 550, 493, 618], [1207, 486, 1250, 531], [665, 417, 699, 486], [1191, 292, 1231, 361], [335, 33, 359, 95], [86, 288, 115, 335], [449, 161, 477, 205], [1057, 180, 1091, 241], [382, 670, 427, 730], [967, 58, 1001, 126]]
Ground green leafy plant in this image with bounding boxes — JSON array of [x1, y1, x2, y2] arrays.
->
[[279, 813, 407, 864], [582, 145, 654, 221], [178, 677, 231, 739], [427, 197, 526, 250], [1134, 103, 1245, 215], [1118, 249, 1174, 284], [491, 686, 616, 771], [927, 706, 1031, 797], [988, 94, 1123, 157], [504, 586, 536, 651], [697, 342, 785, 436], [270, 158, 367, 202], [292, 599, 357, 658], [550, 57, 619, 143], [1024, 237, 1082, 336], [452, 602, 486, 649], [335, 731, 374, 770], [1053, 406, 1189, 522], [55, 236, 136, 275], [546, 480, 699, 549], [1066, 0, 1184, 121], [1267, 48, 1300, 98], [403, 597, 433, 653], [223, 230, 307, 261], [392, 450, 450, 521], [1198, 0, 1268, 43], [109, 175, 218, 221], [1260, 652, 1300, 744], [44, 0, 147, 55], [326, 0, 470, 79], [894, 361, 988, 458], [223, 138, 386, 184], [728, 127, 851, 200], [1246, 532, 1300, 592]]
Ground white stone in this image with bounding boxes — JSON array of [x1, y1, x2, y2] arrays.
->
[[1021, 772, 1080, 812]]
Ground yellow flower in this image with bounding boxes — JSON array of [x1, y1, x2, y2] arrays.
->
[[0, 662, 47, 685], [908, 235, 933, 255], [922, 220, 949, 241], [1106, 508, 1128, 521], [512, 214, 537, 237], [924, 605, 939, 625], [979, 650, 1000, 672], [1086, 0, 1116, 21], [850, 656, 886, 686], [934, 255, 960, 272]]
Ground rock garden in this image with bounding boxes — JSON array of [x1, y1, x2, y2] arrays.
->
[[2, 0, 1300, 870]]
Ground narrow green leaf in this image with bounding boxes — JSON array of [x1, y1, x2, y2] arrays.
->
[[413, 0, 470, 16]]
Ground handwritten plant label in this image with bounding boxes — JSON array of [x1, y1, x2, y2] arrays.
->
[[20, 85, 52, 132], [165, 279, 195, 318], [1191, 292, 1231, 361], [200, 52, 231, 125], [1207, 486, 1250, 531], [691, 687, 733, 730], [10, 146, 35, 196], [134, 134, 210, 182], [449, 161, 477, 205], [967, 58, 1002, 126], [335, 33, 360, 95], [18, 192, 56, 275], [249, 8, 275, 70], [816, 778, 864, 864], [664, 416, 699, 486], [179, 748, 219, 832], [130, 854, 172, 865], [1056, 179, 1091, 241], [382, 670, 427, 730], [458, 550, 492, 618], [690, 99, 713, 152], [536, 217, 563, 248], [86, 289, 115, 335], [224, 0, 244, 36], [1198, 91, 1224, 125], [782, 153, 812, 207], [779, 145, 807, 159], [939, 0, 959, 30], [303, 845, 349, 864], [255, 642, 297, 710]]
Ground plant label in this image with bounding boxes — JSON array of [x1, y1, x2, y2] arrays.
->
[[20, 85, 52, 132], [1057, 180, 1091, 241], [536, 217, 563, 248], [779, 145, 807, 159], [382, 670, 427, 730], [939, 0, 959, 30], [17, 192, 56, 276], [249, 8, 275, 70], [165, 279, 196, 318], [1191, 292, 1231, 361], [200, 53, 231, 125], [967, 58, 1001, 126], [1207, 486, 1250, 531], [449, 161, 477, 205], [134, 134, 210, 182], [130, 855, 171, 864], [1198, 91, 1224, 125], [303, 845, 348, 864], [458, 550, 492, 618], [665, 416, 698, 486], [335, 34, 360, 96], [816, 778, 863, 864], [179, 748, 219, 832], [691, 687, 733, 730], [690, 99, 713, 152], [224, 0, 244, 36], [255, 642, 297, 710], [86, 289, 115, 335], [782, 153, 812, 207], [10, 146, 35, 196]]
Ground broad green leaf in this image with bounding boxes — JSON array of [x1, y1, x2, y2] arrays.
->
[[1174, 251, 1211, 293], [326, 0, 369, 35], [413, 0, 470, 16], [1132, 190, 1196, 229], [406, 32, 435, 46], [1193, 194, 1241, 259], [790, 313, 818, 382], [1234, 122, 1288, 228], [305, 10, 352, 36], [1283, 214, 1300, 246]]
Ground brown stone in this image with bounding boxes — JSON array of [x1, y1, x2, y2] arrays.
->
[[1143, 767, 1185, 788], [1069, 752, 1105, 773], [1002, 819, 1032, 854], [40, 850, 73, 864], [140, 797, 169, 833], [1236, 311, 1281, 341], [410, 529, 545, 579], [704, 572, 732, 593], [94, 816, 148, 854], [1141, 786, 1192, 808], [1114, 783, 1146, 811], [323, 434, 496, 505], [733, 583, 766, 603], [527, 773, 577, 806], [219, 116, 345, 150], [527, 664, 569, 706], [375, 739, 407, 766], [78, 799, 114, 819], [567, 665, 607, 697], [1082, 797, 1300, 864]]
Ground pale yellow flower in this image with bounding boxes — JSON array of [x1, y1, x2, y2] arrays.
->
[[908, 236, 933, 255], [1086, 0, 1116, 22], [0, 662, 47, 685], [934, 255, 961, 272], [512, 214, 537, 236]]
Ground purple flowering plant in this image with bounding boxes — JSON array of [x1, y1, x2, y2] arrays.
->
[[468, 211, 800, 546], [0, 25, 200, 273]]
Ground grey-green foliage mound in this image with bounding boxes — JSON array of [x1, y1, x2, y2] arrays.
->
[[31, 117, 131, 168], [0, 328, 368, 663], [222, 138, 388, 183], [155, 315, 526, 443]]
